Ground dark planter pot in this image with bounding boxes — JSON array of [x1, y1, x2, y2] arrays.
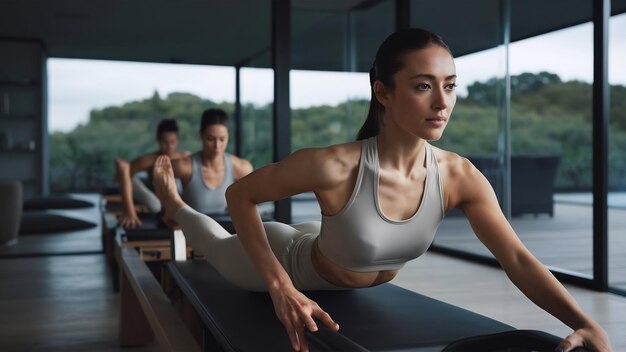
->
[[0, 181, 22, 247]]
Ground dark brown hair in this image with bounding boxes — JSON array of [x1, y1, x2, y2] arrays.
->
[[156, 119, 178, 140], [200, 108, 228, 133]]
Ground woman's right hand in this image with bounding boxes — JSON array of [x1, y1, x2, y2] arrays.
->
[[269, 285, 339, 352], [557, 323, 612, 352]]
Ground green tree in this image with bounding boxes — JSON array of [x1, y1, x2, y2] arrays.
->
[[49, 73, 626, 193]]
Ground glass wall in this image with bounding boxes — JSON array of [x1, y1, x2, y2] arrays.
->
[[508, 2, 594, 277], [431, 47, 505, 256], [47, 59, 235, 193], [240, 67, 275, 219], [608, 12, 626, 291], [411, 0, 507, 256], [288, 70, 370, 222], [288, 1, 393, 222], [240, 67, 274, 170], [409, 0, 604, 281]]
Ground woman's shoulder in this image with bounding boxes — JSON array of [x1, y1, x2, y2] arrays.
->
[[282, 141, 362, 187], [296, 140, 361, 167], [132, 151, 160, 168], [325, 140, 362, 157], [172, 152, 193, 165], [430, 145, 481, 179], [430, 145, 494, 210], [230, 154, 254, 176], [173, 150, 192, 159], [170, 153, 193, 174]]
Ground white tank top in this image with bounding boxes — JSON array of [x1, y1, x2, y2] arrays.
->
[[318, 137, 444, 272]]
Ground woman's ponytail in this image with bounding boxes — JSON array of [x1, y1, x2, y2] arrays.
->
[[356, 66, 385, 140]]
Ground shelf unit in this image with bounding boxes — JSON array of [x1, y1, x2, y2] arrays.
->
[[0, 40, 48, 199]]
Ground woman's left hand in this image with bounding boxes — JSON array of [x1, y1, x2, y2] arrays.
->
[[557, 324, 612, 352]]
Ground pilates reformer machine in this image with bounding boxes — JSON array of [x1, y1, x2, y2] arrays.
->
[[115, 227, 589, 352]]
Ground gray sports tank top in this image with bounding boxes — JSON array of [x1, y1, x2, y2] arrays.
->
[[318, 137, 444, 272], [181, 152, 234, 214]]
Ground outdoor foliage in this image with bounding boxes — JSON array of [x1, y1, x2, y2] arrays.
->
[[49, 72, 626, 193]]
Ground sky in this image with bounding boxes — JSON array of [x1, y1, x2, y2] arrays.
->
[[48, 15, 626, 133]]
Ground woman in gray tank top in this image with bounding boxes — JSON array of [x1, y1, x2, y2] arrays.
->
[[169, 108, 253, 214], [153, 30, 610, 352]]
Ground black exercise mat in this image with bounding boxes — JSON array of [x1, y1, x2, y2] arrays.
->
[[166, 261, 515, 352], [23, 195, 94, 210], [20, 213, 97, 235]]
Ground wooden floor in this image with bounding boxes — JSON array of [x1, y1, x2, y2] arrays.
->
[[434, 203, 626, 287], [0, 254, 156, 352]]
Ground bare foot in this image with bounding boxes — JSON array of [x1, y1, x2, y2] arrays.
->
[[153, 155, 185, 228]]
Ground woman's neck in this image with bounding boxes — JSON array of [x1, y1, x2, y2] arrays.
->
[[377, 126, 427, 176]]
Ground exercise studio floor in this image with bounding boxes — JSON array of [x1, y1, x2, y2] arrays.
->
[[0, 243, 624, 351]]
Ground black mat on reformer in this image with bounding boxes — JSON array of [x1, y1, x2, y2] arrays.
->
[[117, 215, 172, 241], [166, 261, 575, 352], [19, 213, 97, 235], [23, 195, 94, 210]]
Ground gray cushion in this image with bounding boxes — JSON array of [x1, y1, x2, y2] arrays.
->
[[0, 181, 22, 246]]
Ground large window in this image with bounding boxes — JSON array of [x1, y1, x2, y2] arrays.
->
[[430, 46, 505, 256], [409, 0, 626, 293], [288, 2, 393, 222], [240, 67, 274, 170], [289, 70, 370, 222], [508, 12, 595, 277], [413, 0, 507, 256], [240, 67, 275, 219], [48, 59, 235, 193]]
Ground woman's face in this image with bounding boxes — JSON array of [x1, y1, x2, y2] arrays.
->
[[200, 124, 229, 157], [381, 45, 457, 141], [158, 131, 179, 156]]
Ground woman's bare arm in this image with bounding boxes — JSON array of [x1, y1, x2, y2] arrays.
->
[[226, 146, 353, 352], [448, 156, 611, 352], [116, 154, 156, 228], [232, 155, 253, 180], [170, 155, 193, 185]]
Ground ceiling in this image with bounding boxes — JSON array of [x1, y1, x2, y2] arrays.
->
[[0, 0, 624, 72]]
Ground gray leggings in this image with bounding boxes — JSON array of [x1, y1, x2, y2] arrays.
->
[[175, 205, 344, 292]]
